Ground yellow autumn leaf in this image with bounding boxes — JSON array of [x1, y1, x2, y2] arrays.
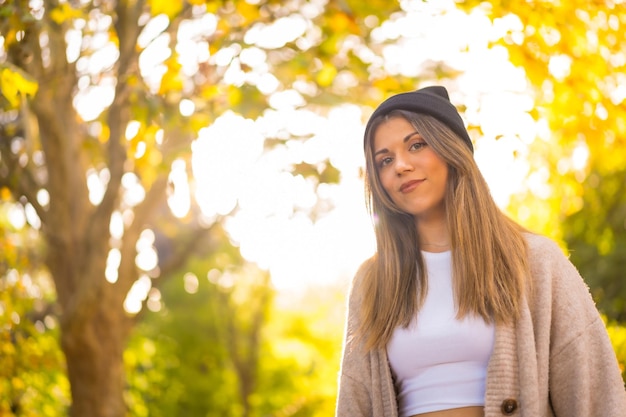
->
[[49, 3, 82, 25], [216, 17, 230, 36], [0, 65, 38, 107], [149, 0, 183, 17], [143, 125, 161, 147], [15, 73, 39, 97], [159, 73, 183, 94], [0, 187, 12, 201], [130, 124, 165, 187], [235, 1, 260, 26], [201, 85, 221, 100], [209, 40, 221, 55], [228, 85, 242, 106], [190, 113, 211, 132], [0, 69, 19, 107], [205, 1, 222, 13], [316, 63, 337, 87], [372, 76, 401, 92], [147, 148, 163, 166], [158, 58, 183, 94], [3, 28, 17, 45], [327, 12, 351, 33], [10, 377, 23, 390], [98, 123, 111, 144]]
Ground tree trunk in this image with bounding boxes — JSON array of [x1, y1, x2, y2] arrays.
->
[[45, 219, 133, 417], [60, 298, 130, 417], [20, 2, 146, 413]]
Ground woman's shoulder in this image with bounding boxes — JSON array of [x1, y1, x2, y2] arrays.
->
[[348, 256, 376, 299], [521, 232, 581, 287], [354, 256, 376, 280], [522, 232, 587, 294], [522, 232, 566, 260]]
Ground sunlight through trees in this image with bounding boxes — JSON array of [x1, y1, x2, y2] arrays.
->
[[1, 0, 625, 415]]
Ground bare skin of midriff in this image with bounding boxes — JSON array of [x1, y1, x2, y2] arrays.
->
[[411, 406, 484, 417]]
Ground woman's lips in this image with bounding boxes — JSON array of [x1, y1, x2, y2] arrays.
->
[[400, 179, 423, 193]]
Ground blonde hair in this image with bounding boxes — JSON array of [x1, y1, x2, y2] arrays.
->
[[356, 111, 529, 351]]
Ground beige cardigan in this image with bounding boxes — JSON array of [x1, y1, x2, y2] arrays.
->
[[336, 233, 626, 416]]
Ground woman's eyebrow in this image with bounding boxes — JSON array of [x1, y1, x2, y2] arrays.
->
[[374, 148, 388, 157], [403, 131, 420, 142]]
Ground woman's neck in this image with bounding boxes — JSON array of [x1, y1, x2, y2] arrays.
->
[[416, 218, 450, 253]]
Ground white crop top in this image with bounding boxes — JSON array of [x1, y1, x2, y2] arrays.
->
[[387, 250, 495, 416]]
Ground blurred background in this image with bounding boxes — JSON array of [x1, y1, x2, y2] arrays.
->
[[1, 0, 625, 416]]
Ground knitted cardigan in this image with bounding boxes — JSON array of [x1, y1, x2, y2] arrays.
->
[[336, 233, 626, 416]]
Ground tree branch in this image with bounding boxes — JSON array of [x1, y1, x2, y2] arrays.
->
[[88, 0, 146, 244], [158, 222, 217, 279], [16, 166, 47, 223], [114, 175, 169, 298]]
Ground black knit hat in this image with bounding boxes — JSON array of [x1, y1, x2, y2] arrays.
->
[[364, 85, 473, 153]]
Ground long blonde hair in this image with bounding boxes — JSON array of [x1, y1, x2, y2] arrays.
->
[[356, 111, 529, 351]]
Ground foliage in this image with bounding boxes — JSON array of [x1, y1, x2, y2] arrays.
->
[[0, 202, 69, 416], [6, 0, 625, 413], [563, 168, 626, 320], [0, 63, 38, 107], [125, 239, 346, 416], [460, 0, 626, 321], [125, 295, 242, 417], [604, 315, 626, 382], [255, 285, 346, 416], [0, 278, 69, 417], [0, 0, 412, 414]]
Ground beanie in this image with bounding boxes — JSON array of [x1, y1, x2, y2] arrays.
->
[[364, 85, 473, 153]]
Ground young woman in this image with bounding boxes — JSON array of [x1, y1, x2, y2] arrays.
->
[[335, 86, 626, 417]]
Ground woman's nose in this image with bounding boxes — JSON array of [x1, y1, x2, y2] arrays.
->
[[395, 154, 413, 175]]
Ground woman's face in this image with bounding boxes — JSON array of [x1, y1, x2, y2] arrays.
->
[[372, 116, 449, 222]]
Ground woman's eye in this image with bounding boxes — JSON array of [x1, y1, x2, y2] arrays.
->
[[379, 157, 392, 167], [410, 141, 427, 151]]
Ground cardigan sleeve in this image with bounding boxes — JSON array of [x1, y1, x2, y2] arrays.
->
[[335, 258, 400, 417], [335, 259, 377, 417], [336, 372, 373, 416], [531, 236, 626, 416]]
